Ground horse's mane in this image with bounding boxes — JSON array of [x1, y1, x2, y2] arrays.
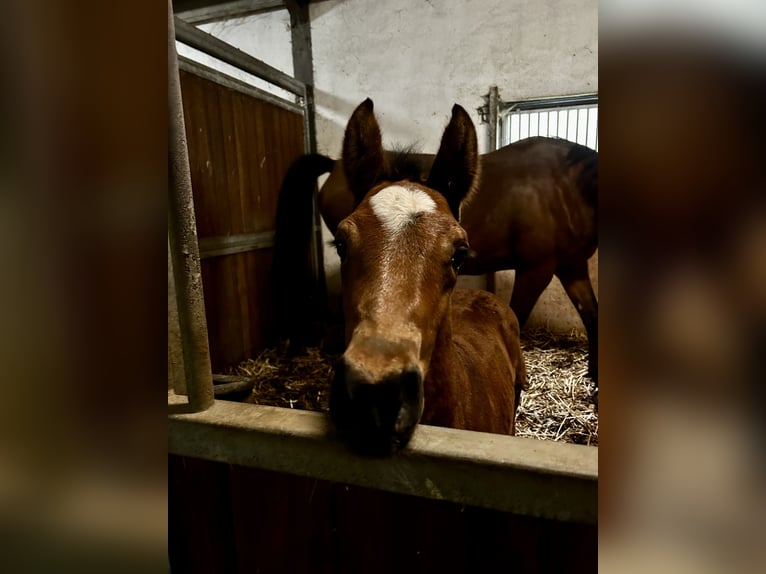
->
[[386, 144, 427, 183], [565, 142, 598, 207], [565, 142, 597, 166]]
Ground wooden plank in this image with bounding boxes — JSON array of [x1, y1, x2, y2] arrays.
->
[[180, 67, 304, 371], [168, 455, 237, 574], [252, 249, 276, 356], [228, 467, 337, 573], [170, 456, 596, 574]]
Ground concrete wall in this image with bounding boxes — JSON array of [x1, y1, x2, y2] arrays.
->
[[177, 0, 598, 335], [310, 0, 597, 156]]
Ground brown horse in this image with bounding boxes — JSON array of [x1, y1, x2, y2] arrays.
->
[[273, 108, 597, 381], [328, 99, 527, 456]]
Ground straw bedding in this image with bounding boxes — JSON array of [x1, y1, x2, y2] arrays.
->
[[231, 330, 597, 446]]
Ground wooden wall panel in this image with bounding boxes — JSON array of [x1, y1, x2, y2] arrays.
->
[[168, 456, 598, 574], [179, 70, 304, 371]]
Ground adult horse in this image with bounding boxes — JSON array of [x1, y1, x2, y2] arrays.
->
[[328, 99, 526, 455], [273, 106, 598, 381]]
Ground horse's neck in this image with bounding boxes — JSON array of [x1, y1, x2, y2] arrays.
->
[[422, 305, 465, 428]]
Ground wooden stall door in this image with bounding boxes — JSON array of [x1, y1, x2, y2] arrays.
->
[[169, 456, 598, 574], [179, 70, 305, 372]]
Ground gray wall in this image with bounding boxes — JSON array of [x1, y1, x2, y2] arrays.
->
[[311, 0, 597, 156]]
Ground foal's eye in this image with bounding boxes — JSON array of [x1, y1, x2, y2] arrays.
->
[[450, 245, 469, 271], [334, 239, 348, 261]]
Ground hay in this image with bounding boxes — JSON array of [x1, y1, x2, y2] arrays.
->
[[516, 329, 598, 446], [233, 345, 335, 412], [232, 331, 598, 446]]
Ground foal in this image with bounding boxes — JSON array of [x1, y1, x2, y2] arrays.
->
[[330, 99, 527, 455]]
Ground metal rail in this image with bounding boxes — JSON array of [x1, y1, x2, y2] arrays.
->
[[176, 0, 286, 25], [286, 0, 325, 307], [499, 94, 599, 151], [174, 16, 306, 96], [178, 56, 304, 115], [500, 93, 598, 113], [168, 398, 598, 524]]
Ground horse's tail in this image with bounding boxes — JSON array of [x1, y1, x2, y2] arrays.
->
[[566, 143, 598, 208], [272, 153, 336, 348]]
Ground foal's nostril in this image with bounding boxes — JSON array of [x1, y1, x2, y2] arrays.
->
[[330, 359, 425, 454]]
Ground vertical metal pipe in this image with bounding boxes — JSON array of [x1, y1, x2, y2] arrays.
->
[[168, 0, 214, 411], [512, 114, 519, 142], [288, 0, 326, 322], [482, 90, 500, 294], [595, 115, 599, 151], [485, 86, 499, 294], [487, 85, 499, 152], [168, 238, 186, 394], [537, 111, 541, 137], [577, 108, 582, 144]]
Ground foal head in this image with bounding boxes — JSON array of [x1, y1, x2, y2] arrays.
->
[[329, 99, 479, 455]]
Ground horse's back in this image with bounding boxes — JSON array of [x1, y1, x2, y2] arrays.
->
[[448, 288, 526, 434], [462, 137, 597, 271]]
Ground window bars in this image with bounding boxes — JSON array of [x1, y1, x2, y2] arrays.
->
[[480, 92, 598, 151]]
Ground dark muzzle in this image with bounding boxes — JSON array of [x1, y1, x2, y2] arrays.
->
[[329, 359, 423, 456]]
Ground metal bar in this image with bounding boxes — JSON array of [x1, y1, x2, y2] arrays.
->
[[199, 231, 275, 258], [548, 110, 559, 141], [485, 86, 499, 293], [168, 238, 186, 394], [176, 0, 286, 25], [287, 0, 326, 316], [524, 113, 530, 139], [179, 56, 303, 115], [168, 1, 215, 412], [212, 374, 255, 396], [595, 117, 599, 150], [174, 16, 306, 96], [168, 399, 598, 523], [511, 114, 518, 143], [576, 108, 581, 144], [501, 94, 598, 113], [487, 85, 499, 152]]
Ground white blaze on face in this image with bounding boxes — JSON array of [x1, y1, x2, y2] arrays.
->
[[369, 185, 437, 235]]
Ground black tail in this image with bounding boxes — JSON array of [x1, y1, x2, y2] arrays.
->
[[566, 143, 598, 208], [272, 153, 336, 348]]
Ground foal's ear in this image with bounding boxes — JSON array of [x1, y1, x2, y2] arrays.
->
[[342, 98, 387, 206], [426, 104, 479, 219]]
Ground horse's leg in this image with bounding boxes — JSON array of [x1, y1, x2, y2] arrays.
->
[[509, 260, 556, 326], [556, 262, 598, 383]]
